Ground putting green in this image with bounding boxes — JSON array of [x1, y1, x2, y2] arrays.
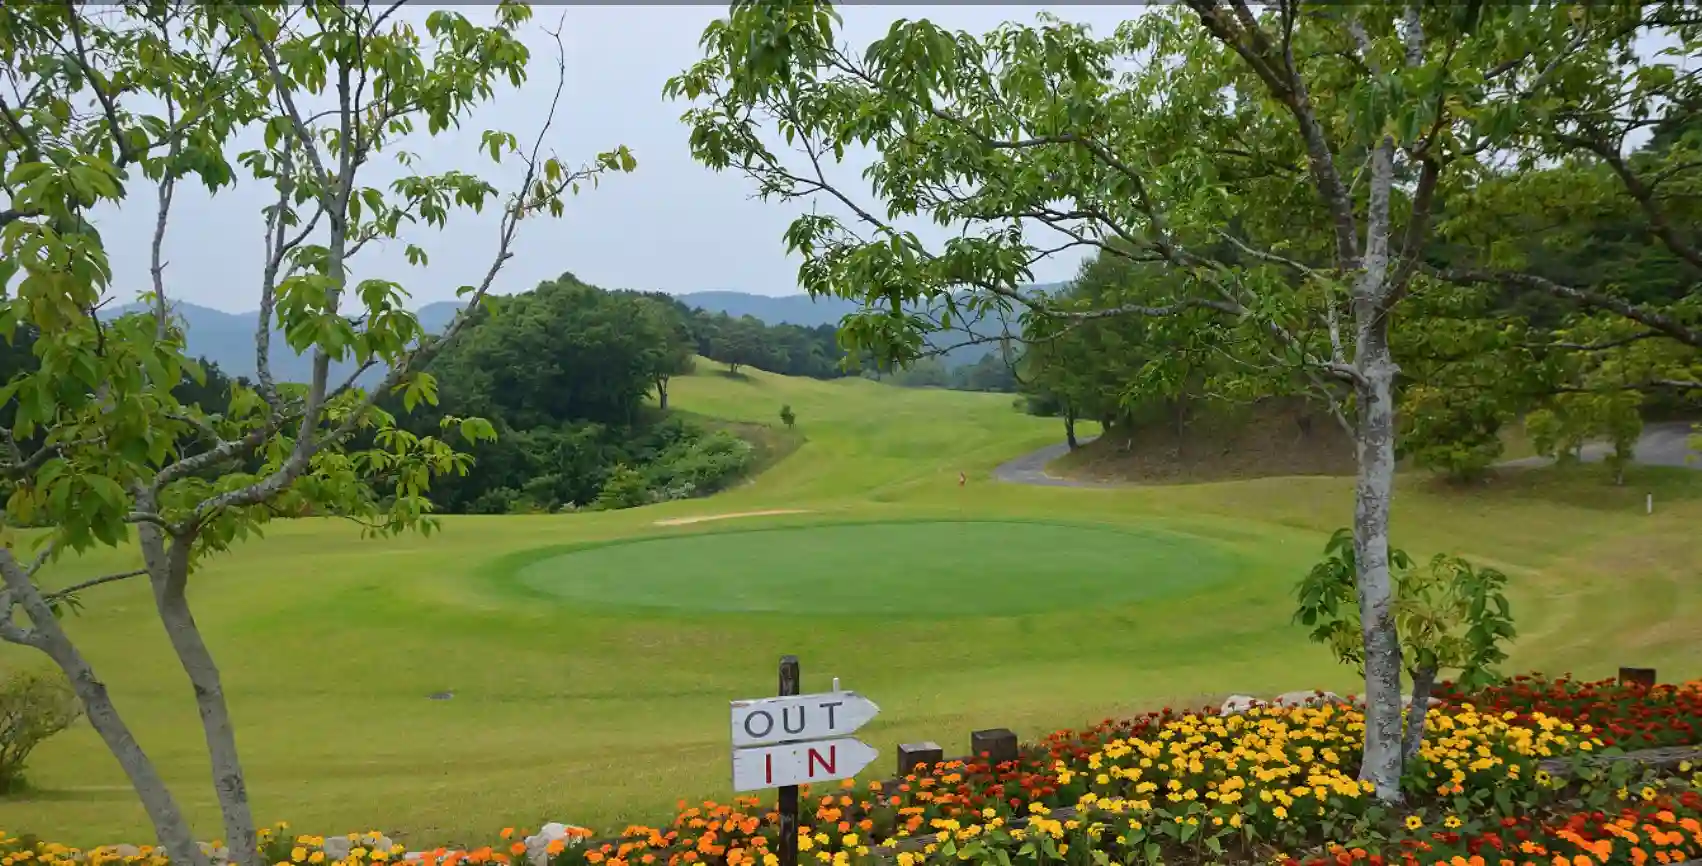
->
[[509, 520, 1235, 616]]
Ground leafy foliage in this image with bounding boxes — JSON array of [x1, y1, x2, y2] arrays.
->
[[1294, 528, 1515, 692], [0, 665, 82, 795]]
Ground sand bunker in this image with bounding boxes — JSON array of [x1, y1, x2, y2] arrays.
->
[[652, 509, 813, 527]]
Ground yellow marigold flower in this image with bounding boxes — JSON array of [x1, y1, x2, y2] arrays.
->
[[1272, 807, 1288, 819], [309, 854, 325, 865], [292, 849, 308, 863]]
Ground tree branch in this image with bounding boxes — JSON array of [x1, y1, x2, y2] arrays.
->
[[41, 568, 148, 605], [1432, 266, 1702, 350]]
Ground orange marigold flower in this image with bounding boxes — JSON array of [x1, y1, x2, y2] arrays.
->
[[509, 845, 526, 857], [501, 830, 515, 841]]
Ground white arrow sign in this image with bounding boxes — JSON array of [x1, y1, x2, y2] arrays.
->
[[730, 691, 880, 748], [732, 737, 879, 792]]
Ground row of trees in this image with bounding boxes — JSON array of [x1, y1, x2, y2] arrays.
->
[[669, 0, 1702, 801], [686, 304, 1024, 392]]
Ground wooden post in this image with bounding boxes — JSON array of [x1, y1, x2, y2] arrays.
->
[[778, 656, 800, 866], [897, 742, 943, 775], [971, 728, 1018, 766], [1620, 667, 1657, 688]]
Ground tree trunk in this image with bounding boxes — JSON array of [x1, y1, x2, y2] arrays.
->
[[1402, 666, 1436, 763], [142, 529, 260, 866], [0, 556, 208, 866], [1352, 339, 1406, 803], [656, 377, 670, 411], [1064, 408, 1078, 450]]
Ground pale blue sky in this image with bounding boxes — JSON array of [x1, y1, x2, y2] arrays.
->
[[97, 5, 1141, 314]]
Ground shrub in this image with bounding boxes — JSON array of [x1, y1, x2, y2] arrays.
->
[[592, 464, 653, 511], [644, 431, 755, 496], [0, 666, 83, 794]]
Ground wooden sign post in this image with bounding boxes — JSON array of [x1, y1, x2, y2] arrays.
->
[[777, 656, 800, 866], [729, 657, 880, 866]]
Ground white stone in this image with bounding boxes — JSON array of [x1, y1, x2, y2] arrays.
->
[[113, 845, 142, 859], [1219, 694, 1263, 715], [1274, 690, 1347, 708], [405, 855, 426, 862], [525, 822, 589, 866], [323, 837, 353, 860]]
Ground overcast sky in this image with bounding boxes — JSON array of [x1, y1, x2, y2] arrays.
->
[[92, 5, 1146, 315]]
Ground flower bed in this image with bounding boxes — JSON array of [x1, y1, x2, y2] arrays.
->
[[8, 676, 1702, 866], [1434, 676, 1702, 750]]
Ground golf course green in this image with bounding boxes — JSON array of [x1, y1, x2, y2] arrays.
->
[[506, 520, 1235, 616], [7, 362, 1702, 845]]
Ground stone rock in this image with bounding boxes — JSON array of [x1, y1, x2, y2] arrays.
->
[[525, 822, 589, 866], [113, 845, 142, 859], [1219, 695, 1263, 715], [1274, 690, 1347, 709], [323, 837, 353, 860], [405, 854, 426, 862], [199, 842, 231, 865]]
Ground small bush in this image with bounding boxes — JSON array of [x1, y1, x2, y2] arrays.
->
[[644, 431, 755, 496], [0, 666, 82, 794], [591, 464, 652, 511]]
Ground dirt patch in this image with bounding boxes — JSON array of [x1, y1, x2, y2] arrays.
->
[[1052, 399, 1355, 484], [652, 509, 813, 527]]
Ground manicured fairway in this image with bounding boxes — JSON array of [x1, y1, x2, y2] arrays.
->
[[508, 520, 1234, 615], [4, 362, 1700, 847]]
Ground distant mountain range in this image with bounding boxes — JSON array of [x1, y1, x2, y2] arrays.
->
[[117, 283, 1067, 383]]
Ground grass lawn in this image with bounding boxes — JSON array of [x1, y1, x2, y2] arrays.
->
[[4, 363, 1701, 847]]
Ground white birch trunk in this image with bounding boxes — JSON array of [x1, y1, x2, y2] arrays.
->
[[0, 556, 209, 866], [1351, 135, 1407, 802], [139, 525, 260, 866]]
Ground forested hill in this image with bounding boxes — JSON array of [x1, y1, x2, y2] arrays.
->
[[110, 282, 1067, 383]]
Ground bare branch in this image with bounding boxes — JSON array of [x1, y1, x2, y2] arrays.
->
[[61, 0, 140, 167], [42, 568, 148, 605]]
